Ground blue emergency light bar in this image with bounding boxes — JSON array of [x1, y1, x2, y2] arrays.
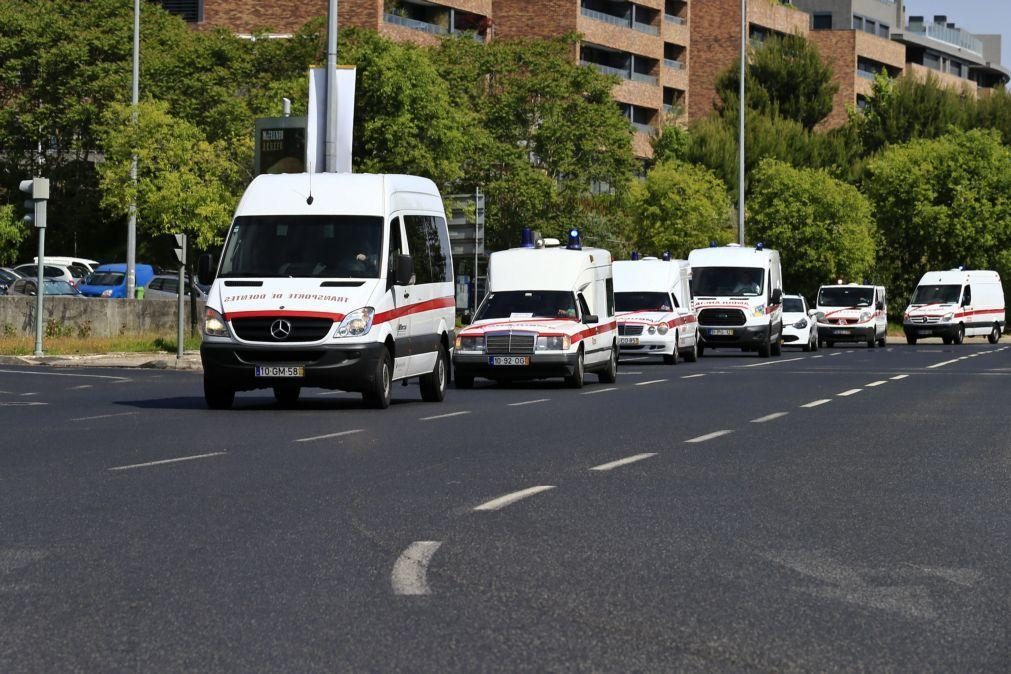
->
[[662, 251, 671, 261], [520, 227, 535, 248], [631, 251, 639, 261], [567, 229, 582, 251]]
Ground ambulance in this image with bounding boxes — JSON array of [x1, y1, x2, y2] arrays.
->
[[688, 244, 784, 358], [903, 270, 1005, 345], [815, 283, 888, 348], [197, 173, 456, 410], [452, 229, 617, 388], [613, 256, 698, 364]]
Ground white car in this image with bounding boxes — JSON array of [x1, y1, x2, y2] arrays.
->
[[781, 294, 818, 352]]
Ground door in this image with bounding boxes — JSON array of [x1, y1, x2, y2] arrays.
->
[[387, 216, 412, 379], [403, 214, 448, 376], [961, 284, 977, 335]]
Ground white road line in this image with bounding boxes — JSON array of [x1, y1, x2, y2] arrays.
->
[[743, 357, 805, 368], [685, 430, 733, 444], [590, 453, 657, 471], [0, 401, 48, 407], [391, 541, 442, 596], [621, 371, 643, 375], [622, 356, 647, 361], [635, 379, 667, 386], [0, 369, 129, 381], [829, 352, 842, 357], [801, 399, 832, 408], [70, 384, 93, 390], [865, 381, 888, 387], [927, 358, 961, 369], [420, 411, 471, 421], [474, 486, 555, 511], [108, 452, 227, 472], [70, 411, 138, 422], [681, 374, 706, 379], [811, 355, 824, 359], [294, 429, 363, 443], [846, 350, 855, 353], [508, 398, 550, 407], [838, 389, 863, 397], [582, 387, 617, 395], [751, 412, 789, 423], [891, 374, 909, 380], [19, 392, 38, 396]]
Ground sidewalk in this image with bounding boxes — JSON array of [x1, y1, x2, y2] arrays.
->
[[0, 350, 203, 371]]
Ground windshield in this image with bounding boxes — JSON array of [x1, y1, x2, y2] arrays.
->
[[44, 280, 78, 295], [475, 291, 577, 321], [615, 292, 674, 312], [692, 267, 764, 297], [910, 284, 960, 305], [783, 297, 805, 313], [220, 215, 384, 278], [818, 286, 873, 307], [87, 272, 125, 286]]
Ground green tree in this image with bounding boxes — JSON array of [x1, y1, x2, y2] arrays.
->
[[0, 205, 28, 266], [855, 72, 969, 154], [627, 160, 735, 258], [748, 159, 875, 301], [864, 129, 1011, 300]]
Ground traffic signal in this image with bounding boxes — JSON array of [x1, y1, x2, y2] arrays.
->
[[18, 177, 49, 229], [173, 233, 187, 265]]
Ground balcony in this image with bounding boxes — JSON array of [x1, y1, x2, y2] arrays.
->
[[906, 21, 983, 55], [633, 21, 659, 35], [581, 7, 630, 29], [384, 13, 447, 35], [664, 58, 683, 70], [631, 71, 658, 85], [582, 60, 631, 80], [664, 14, 685, 25]]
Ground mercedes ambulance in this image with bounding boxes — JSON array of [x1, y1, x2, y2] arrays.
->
[[452, 229, 617, 388], [815, 283, 888, 348], [197, 173, 455, 410], [688, 244, 784, 358], [613, 256, 698, 364], [903, 270, 1005, 345]]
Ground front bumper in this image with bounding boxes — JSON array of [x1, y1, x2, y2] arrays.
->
[[617, 333, 675, 355], [903, 322, 958, 339], [200, 341, 386, 393], [781, 325, 810, 344], [453, 351, 578, 380], [818, 324, 874, 342], [698, 324, 768, 348]]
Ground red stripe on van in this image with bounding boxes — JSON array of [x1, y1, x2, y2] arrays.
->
[[571, 321, 617, 343], [374, 296, 455, 325]]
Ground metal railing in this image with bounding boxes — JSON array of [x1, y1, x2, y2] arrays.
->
[[631, 121, 653, 134], [581, 60, 631, 79], [664, 58, 684, 70], [581, 7, 631, 29], [857, 69, 877, 80], [384, 13, 448, 35], [906, 22, 983, 55], [664, 14, 686, 25], [631, 71, 658, 85], [633, 21, 659, 35]]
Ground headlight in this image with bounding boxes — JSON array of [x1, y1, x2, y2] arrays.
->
[[204, 307, 229, 337], [859, 311, 871, 323], [656, 323, 669, 335], [793, 318, 808, 329], [536, 335, 570, 350], [335, 307, 375, 337], [942, 312, 954, 322], [455, 335, 485, 351], [101, 288, 112, 297]]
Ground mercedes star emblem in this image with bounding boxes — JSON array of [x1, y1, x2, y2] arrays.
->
[[270, 319, 293, 340]]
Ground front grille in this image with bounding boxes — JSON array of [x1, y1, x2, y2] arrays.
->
[[698, 308, 747, 326], [231, 317, 333, 342], [618, 324, 644, 336], [911, 316, 940, 324], [235, 350, 326, 364], [485, 332, 536, 354], [830, 318, 856, 325]]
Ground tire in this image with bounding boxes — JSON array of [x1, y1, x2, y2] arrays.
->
[[273, 386, 300, 407], [757, 328, 771, 358], [905, 332, 917, 345], [867, 334, 876, 349], [204, 379, 235, 410], [953, 324, 965, 345], [565, 349, 585, 388], [683, 334, 699, 363], [771, 328, 782, 357], [420, 345, 448, 402], [697, 341, 706, 358], [598, 344, 618, 383], [942, 336, 952, 345], [663, 336, 678, 365], [878, 333, 887, 347], [454, 371, 474, 389], [362, 348, 393, 409], [988, 324, 1000, 344]]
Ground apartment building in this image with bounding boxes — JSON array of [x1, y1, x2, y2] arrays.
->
[[341, 0, 493, 46]]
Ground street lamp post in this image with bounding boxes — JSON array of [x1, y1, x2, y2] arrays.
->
[[126, 0, 139, 298], [738, 0, 746, 246]]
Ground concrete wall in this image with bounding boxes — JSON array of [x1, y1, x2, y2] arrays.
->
[[0, 297, 205, 338]]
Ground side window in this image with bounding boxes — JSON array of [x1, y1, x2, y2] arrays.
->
[[403, 215, 434, 285], [149, 278, 163, 291], [577, 293, 591, 320], [962, 286, 971, 306], [669, 291, 679, 310], [164, 278, 179, 294], [387, 217, 404, 284], [430, 217, 451, 283], [605, 277, 615, 315]]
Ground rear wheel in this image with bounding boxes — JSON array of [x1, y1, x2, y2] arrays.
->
[[204, 379, 234, 410], [273, 386, 300, 407], [953, 324, 965, 345], [362, 348, 393, 409], [942, 335, 953, 345], [988, 324, 1001, 344], [565, 350, 585, 388], [598, 344, 618, 383], [877, 333, 888, 347], [420, 345, 448, 402]]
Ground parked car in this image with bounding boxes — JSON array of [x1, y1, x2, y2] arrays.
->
[[0, 267, 24, 294], [78, 263, 155, 298], [13, 262, 82, 287], [145, 274, 208, 301], [781, 294, 818, 352], [5, 278, 82, 297], [34, 256, 101, 275]]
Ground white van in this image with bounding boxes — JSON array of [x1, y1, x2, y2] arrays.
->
[[613, 257, 698, 364], [903, 270, 1005, 345], [198, 173, 455, 409], [452, 229, 617, 388], [688, 244, 784, 358], [815, 283, 887, 348]]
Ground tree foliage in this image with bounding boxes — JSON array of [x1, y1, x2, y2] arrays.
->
[[748, 159, 875, 300], [0, 205, 27, 266]]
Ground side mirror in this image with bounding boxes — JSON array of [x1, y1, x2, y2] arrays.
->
[[771, 288, 783, 304], [960, 297, 969, 307], [197, 253, 216, 286], [876, 301, 884, 311], [395, 254, 414, 286], [583, 314, 599, 324], [462, 311, 473, 325]]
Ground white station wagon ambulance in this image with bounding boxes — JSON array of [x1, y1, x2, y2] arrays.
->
[[688, 244, 784, 358], [198, 173, 455, 410], [452, 229, 618, 388], [903, 270, 1006, 345], [815, 283, 888, 348], [613, 256, 698, 364]]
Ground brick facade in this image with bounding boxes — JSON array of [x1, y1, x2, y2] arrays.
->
[[201, 0, 326, 34], [811, 29, 904, 129]]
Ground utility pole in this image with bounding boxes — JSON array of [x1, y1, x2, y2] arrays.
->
[[173, 234, 187, 360], [324, 0, 339, 172], [126, 0, 140, 298], [738, 0, 747, 246], [20, 177, 49, 357]]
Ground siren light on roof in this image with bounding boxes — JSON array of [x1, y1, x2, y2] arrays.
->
[[567, 229, 582, 251], [520, 227, 535, 248]]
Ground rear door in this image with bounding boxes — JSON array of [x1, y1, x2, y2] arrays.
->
[[403, 214, 451, 375]]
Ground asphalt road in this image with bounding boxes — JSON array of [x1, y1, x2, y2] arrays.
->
[[1, 339, 1009, 671]]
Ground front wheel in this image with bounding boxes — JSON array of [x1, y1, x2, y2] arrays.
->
[[771, 330, 782, 357], [204, 378, 235, 410], [953, 324, 965, 345], [565, 350, 585, 388], [362, 348, 393, 409], [420, 345, 448, 402], [598, 344, 618, 383], [867, 334, 876, 349], [697, 341, 706, 358], [663, 336, 678, 365], [683, 334, 699, 363], [988, 324, 1001, 344], [757, 328, 772, 358], [906, 333, 917, 345]]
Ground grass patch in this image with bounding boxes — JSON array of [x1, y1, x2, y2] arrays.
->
[[0, 332, 203, 356]]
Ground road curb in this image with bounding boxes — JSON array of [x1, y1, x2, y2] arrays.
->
[[0, 353, 203, 372]]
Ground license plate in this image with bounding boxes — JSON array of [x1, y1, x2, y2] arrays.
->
[[255, 366, 304, 377], [618, 337, 639, 345], [919, 329, 932, 335], [708, 329, 734, 336], [489, 356, 529, 366], [833, 329, 852, 335]]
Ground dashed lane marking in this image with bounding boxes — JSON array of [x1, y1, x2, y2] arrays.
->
[[838, 389, 863, 397], [420, 411, 471, 421], [19, 392, 38, 397], [801, 399, 832, 408], [581, 387, 617, 395], [590, 453, 657, 471], [865, 381, 888, 387], [294, 429, 363, 443], [70, 412, 138, 422], [69, 384, 93, 390], [811, 355, 824, 359], [891, 374, 909, 380], [635, 379, 667, 386], [474, 486, 555, 512], [681, 374, 706, 379], [508, 398, 550, 407], [685, 430, 734, 444], [751, 412, 789, 423], [0, 401, 48, 407], [829, 353, 842, 357], [743, 357, 806, 368], [391, 541, 442, 596], [927, 358, 961, 369], [108, 452, 227, 472]]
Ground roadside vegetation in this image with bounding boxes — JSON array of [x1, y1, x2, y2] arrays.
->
[[0, 332, 202, 357]]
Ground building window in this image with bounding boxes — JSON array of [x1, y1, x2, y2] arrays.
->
[[853, 15, 863, 31], [864, 19, 876, 35], [157, 0, 201, 22], [812, 13, 832, 30], [879, 23, 890, 38]]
